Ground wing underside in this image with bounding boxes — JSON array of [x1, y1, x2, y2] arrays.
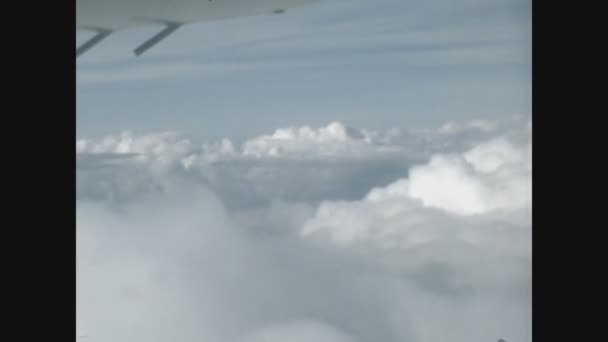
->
[[76, 0, 316, 58]]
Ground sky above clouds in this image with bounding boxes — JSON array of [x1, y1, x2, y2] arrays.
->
[[77, 1, 531, 341], [76, 0, 530, 141]]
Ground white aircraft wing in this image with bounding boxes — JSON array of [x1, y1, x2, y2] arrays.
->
[[76, 0, 318, 57]]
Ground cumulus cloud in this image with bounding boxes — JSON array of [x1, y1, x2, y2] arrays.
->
[[77, 119, 518, 205], [77, 117, 531, 342], [298, 119, 531, 341], [77, 122, 417, 207], [373, 136, 531, 215], [301, 120, 531, 250], [241, 122, 398, 159], [77, 122, 400, 162]]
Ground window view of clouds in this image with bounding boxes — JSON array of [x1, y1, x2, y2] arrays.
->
[[76, 1, 531, 341]]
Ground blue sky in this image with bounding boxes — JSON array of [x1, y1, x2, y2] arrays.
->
[[76, 0, 531, 142]]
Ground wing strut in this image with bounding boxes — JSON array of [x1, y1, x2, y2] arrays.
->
[[133, 22, 182, 56], [77, 28, 112, 58]]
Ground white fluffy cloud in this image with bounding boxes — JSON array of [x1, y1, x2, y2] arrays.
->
[[77, 122, 401, 164], [369, 136, 531, 215], [77, 117, 531, 342], [297, 120, 531, 342], [241, 122, 399, 159], [301, 121, 531, 243], [77, 122, 416, 206], [76, 119, 517, 205]]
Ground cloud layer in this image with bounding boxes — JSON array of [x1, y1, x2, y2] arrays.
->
[[77, 117, 531, 342]]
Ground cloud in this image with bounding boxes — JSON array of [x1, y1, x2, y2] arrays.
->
[[76, 122, 396, 161], [77, 117, 531, 342], [77, 122, 415, 206], [386, 136, 530, 215], [297, 121, 531, 341], [77, 184, 414, 342], [241, 121, 399, 158], [78, 119, 522, 208], [437, 118, 497, 134], [301, 121, 531, 245]]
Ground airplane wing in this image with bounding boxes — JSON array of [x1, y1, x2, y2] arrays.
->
[[76, 0, 318, 58]]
